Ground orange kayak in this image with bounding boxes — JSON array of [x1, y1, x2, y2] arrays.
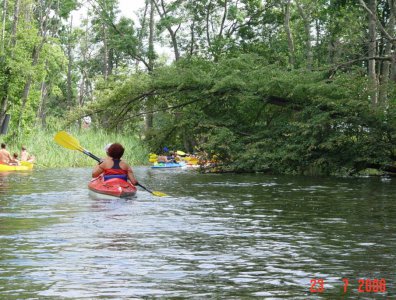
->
[[88, 176, 137, 198]]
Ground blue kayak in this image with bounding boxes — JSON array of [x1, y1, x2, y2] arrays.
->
[[151, 162, 184, 168]]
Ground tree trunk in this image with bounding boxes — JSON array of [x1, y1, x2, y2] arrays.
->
[[136, 0, 149, 72], [189, 20, 195, 56], [0, 67, 10, 126], [218, 0, 228, 38], [296, 0, 313, 70], [378, 0, 395, 105], [153, 0, 180, 61], [36, 77, 48, 127], [328, 36, 336, 65], [78, 11, 89, 108], [0, 0, 19, 126], [148, 0, 154, 72], [389, 0, 396, 82], [368, 0, 378, 106], [392, 53, 396, 82], [78, 75, 85, 107], [17, 0, 48, 134], [315, 19, 320, 51], [1, 0, 7, 53], [170, 30, 180, 61], [284, 0, 295, 68], [103, 23, 108, 80], [145, 0, 155, 132], [18, 76, 33, 133], [108, 47, 114, 76], [206, 1, 212, 49], [67, 16, 73, 107], [9, 0, 20, 48]]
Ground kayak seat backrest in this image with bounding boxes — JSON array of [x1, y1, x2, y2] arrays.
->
[[103, 174, 128, 182]]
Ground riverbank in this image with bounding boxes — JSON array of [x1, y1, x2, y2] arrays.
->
[[3, 129, 149, 168], [3, 129, 395, 177], [199, 161, 396, 177]]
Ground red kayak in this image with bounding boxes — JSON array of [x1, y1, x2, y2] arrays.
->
[[88, 176, 137, 198]]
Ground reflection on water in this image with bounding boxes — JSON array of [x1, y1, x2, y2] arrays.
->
[[0, 168, 395, 299]]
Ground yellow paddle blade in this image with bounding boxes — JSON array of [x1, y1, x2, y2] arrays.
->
[[176, 150, 186, 156], [152, 191, 168, 197], [54, 131, 84, 151]]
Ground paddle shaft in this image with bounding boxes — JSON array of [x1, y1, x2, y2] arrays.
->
[[83, 150, 101, 163], [136, 183, 154, 194]]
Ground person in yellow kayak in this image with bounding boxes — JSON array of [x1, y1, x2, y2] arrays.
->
[[9, 153, 20, 166], [0, 143, 12, 164], [20, 146, 35, 163], [92, 143, 138, 185]]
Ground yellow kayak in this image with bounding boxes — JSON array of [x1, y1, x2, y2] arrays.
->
[[0, 161, 34, 171]]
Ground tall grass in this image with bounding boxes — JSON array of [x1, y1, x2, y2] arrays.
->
[[5, 129, 149, 168]]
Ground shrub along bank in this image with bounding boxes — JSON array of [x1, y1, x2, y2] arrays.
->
[[3, 129, 148, 168]]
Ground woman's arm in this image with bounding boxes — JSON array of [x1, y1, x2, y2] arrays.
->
[[92, 163, 105, 178], [127, 166, 138, 185]]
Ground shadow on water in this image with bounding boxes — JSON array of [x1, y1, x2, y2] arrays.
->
[[0, 167, 395, 299]]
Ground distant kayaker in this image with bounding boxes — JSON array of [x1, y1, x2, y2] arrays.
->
[[92, 143, 138, 185], [20, 146, 35, 163], [9, 153, 20, 166], [157, 155, 169, 163], [0, 143, 12, 164], [167, 151, 178, 163]]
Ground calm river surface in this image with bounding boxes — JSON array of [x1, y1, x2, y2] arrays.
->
[[0, 167, 395, 299]]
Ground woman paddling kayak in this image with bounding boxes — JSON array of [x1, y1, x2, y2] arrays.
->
[[89, 143, 139, 198], [92, 143, 138, 184]]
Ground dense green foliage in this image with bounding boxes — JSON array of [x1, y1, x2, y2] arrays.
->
[[84, 55, 396, 175], [8, 129, 148, 168], [0, 0, 395, 175]]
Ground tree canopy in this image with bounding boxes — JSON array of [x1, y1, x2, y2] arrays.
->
[[0, 0, 395, 175]]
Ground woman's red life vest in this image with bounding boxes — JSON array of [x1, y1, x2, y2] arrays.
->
[[103, 159, 128, 181]]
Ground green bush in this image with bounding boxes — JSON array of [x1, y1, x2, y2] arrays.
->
[[3, 129, 148, 168]]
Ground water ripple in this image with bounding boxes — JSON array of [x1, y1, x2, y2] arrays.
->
[[0, 168, 395, 299]]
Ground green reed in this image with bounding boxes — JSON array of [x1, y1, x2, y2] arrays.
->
[[6, 129, 149, 168]]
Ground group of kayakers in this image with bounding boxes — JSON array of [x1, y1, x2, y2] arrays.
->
[[151, 149, 198, 163], [151, 149, 209, 168], [156, 151, 181, 163], [0, 143, 35, 166]]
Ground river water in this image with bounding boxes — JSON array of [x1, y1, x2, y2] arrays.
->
[[0, 167, 395, 299]]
